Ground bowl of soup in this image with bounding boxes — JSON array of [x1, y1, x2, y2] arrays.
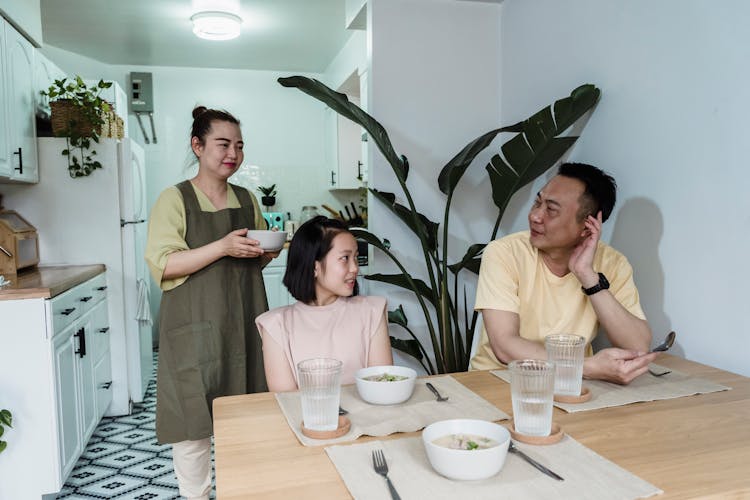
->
[[246, 230, 288, 251], [422, 419, 510, 480], [355, 365, 417, 405]]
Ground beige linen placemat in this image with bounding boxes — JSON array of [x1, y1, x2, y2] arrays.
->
[[326, 435, 662, 500], [491, 364, 730, 413], [275, 375, 509, 446]]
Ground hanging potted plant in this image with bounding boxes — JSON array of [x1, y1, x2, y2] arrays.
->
[[257, 184, 277, 208], [40, 76, 120, 178]]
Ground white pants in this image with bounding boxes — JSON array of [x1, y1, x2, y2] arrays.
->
[[172, 438, 212, 500]]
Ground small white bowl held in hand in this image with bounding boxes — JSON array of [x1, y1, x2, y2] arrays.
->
[[246, 230, 288, 252], [355, 365, 417, 405], [422, 419, 511, 481]]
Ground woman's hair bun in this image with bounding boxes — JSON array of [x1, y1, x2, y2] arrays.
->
[[192, 106, 208, 119]]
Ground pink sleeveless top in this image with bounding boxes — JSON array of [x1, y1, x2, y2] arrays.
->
[[255, 295, 387, 386]]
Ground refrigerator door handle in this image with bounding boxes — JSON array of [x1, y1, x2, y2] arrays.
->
[[120, 219, 146, 227]]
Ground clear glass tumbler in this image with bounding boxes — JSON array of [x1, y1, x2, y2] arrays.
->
[[545, 333, 586, 397], [509, 359, 555, 436], [297, 358, 343, 431]]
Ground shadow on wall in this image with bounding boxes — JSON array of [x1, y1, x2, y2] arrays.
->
[[592, 197, 683, 358]]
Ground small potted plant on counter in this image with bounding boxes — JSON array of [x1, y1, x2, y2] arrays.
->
[[41, 76, 120, 178], [257, 184, 277, 209]]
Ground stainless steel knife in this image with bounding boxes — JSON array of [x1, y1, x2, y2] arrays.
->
[[508, 441, 564, 481]]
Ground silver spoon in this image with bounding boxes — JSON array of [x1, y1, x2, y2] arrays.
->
[[651, 331, 676, 353]]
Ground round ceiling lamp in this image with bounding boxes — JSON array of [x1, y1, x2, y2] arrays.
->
[[191, 11, 242, 41]]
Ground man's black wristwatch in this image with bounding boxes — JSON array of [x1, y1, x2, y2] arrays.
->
[[582, 272, 609, 296]]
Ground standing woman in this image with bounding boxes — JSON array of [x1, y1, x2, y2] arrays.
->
[[145, 106, 274, 500]]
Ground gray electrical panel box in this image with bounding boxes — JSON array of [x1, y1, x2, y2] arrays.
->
[[129, 72, 153, 112]]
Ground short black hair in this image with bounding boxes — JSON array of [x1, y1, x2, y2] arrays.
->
[[557, 162, 617, 222], [283, 216, 359, 303]]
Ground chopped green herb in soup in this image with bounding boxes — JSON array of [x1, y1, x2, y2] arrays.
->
[[364, 373, 408, 382], [432, 434, 499, 450]]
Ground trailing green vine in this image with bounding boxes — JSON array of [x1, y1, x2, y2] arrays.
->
[[41, 77, 113, 178]]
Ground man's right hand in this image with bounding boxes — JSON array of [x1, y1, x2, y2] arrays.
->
[[584, 347, 659, 385]]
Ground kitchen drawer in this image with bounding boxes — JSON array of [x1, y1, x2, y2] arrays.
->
[[94, 353, 113, 419], [88, 300, 110, 362], [50, 287, 84, 333], [82, 273, 108, 307]]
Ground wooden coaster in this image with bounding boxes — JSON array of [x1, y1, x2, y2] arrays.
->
[[509, 421, 564, 445], [554, 385, 592, 404], [301, 415, 351, 440]]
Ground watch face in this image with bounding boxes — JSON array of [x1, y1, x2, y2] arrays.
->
[[599, 273, 610, 289]]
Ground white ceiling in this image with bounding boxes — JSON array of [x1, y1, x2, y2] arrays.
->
[[40, 0, 354, 72]]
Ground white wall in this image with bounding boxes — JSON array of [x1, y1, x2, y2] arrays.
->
[[499, 0, 750, 376], [367, 0, 502, 371]]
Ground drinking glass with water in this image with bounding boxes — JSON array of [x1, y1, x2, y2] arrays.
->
[[509, 360, 555, 437], [545, 334, 586, 397], [297, 358, 342, 431]]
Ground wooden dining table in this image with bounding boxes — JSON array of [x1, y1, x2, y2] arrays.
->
[[213, 354, 750, 499]]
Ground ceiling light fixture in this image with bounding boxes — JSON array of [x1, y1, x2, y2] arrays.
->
[[191, 11, 242, 41]]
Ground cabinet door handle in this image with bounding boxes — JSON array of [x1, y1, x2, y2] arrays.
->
[[331, 170, 336, 186], [13, 148, 23, 174], [95, 286, 108, 291], [0, 245, 12, 258], [100, 381, 112, 389], [357, 161, 363, 180], [79, 296, 93, 302], [98, 327, 110, 333], [61, 307, 77, 316], [74, 328, 87, 358]]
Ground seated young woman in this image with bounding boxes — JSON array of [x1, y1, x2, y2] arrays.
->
[[256, 216, 393, 392]]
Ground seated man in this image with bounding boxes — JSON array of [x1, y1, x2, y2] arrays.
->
[[470, 162, 658, 384]]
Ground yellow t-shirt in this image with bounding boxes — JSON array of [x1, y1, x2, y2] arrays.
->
[[145, 183, 265, 291], [470, 230, 646, 371]]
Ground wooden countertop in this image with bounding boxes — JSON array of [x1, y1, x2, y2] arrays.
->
[[213, 355, 750, 499], [0, 264, 105, 300]]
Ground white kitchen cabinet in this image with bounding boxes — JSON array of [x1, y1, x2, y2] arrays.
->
[[0, 17, 11, 178], [0, 16, 38, 183], [34, 50, 66, 121], [0, 268, 111, 499], [263, 248, 293, 309], [326, 100, 364, 190]]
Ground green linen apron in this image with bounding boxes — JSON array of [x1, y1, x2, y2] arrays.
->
[[155, 181, 268, 444]]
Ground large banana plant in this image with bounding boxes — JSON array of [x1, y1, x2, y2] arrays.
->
[[279, 76, 600, 374]]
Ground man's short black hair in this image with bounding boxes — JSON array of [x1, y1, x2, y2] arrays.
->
[[557, 162, 617, 222], [283, 216, 359, 303]]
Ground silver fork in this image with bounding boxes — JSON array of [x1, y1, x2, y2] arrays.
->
[[372, 449, 401, 500]]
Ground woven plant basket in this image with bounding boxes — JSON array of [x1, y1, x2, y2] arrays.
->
[[50, 100, 97, 137]]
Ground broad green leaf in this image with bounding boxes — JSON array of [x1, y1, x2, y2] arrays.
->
[[485, 84, 600, 216], [0, 410, 11, 427], [0, 440, 6, 453], [389, 337, 424, 361], [437, 123, 522, 196], [388, 305, 408, 328], [448, 243, 486, 275], [370, 189, 439, 251]]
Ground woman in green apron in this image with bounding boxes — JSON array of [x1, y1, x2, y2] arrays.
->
[[145, 106, 275, 500]]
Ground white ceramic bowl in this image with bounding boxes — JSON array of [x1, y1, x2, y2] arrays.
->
[[422, 419, 511, 481], [246, 230, 288, 251], [355, 365, 417, 405]]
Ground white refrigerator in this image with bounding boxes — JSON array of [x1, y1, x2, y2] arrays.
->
[[3, 137, 152, 415]]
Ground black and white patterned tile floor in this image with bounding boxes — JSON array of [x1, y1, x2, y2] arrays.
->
[[55, 352, 216, 499]]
